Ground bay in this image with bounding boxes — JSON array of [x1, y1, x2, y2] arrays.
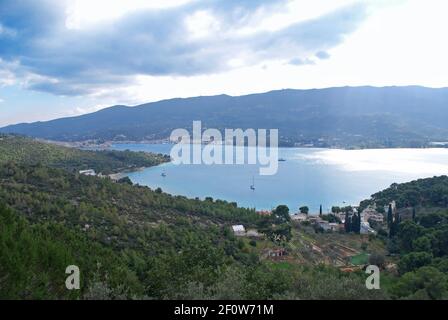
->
[[112, 144, 448, 213]]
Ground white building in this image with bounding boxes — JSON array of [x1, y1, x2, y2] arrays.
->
[[384, 201, 397, 214], [79, 169, 96, 176], [317, 220, 341, 232], [232, 225, 246, 236], [291, 213, 308, 222], [360, 221, 376, 235], [318, 220, 331, 231]]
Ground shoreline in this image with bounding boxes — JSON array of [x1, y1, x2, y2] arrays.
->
[[32, 131, 448, 151], [59, 138, 448, 151], [108, 167, 145, 181]]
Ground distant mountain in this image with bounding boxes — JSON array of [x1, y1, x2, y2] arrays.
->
[[2, 86, 448, 147]]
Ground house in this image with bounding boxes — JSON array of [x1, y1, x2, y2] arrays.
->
[[232, 225, 246, 236], [264, 248, 288, 260], [360, 221, 376, 235], [79, 169, 96, 176], [257, 210, 272, 216], [314, 219, 341, 232], [369, 214, 384, 223], [318, 220, 331, 231], [384, 201, 397, 214], [362, 207, 384, 223], [291, 213, 308, 222], [329, 223, 341, 232], [246, 229, 263, 238], [335, 212, 347, 223]]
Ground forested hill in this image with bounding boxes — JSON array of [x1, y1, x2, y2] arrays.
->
[[359, 176, 448, 299], [2, 86, 448, 148], [0, 134, 169, 174], [360, 175, 448, 210]]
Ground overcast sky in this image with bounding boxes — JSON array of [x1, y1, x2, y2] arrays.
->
[[1, 0, 448, 126]]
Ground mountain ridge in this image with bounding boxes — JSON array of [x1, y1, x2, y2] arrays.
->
[[2, 86, 448, 148]]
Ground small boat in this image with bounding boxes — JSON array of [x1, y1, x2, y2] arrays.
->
[[278, 158, 286, 162], [161, 171, 167, 177]]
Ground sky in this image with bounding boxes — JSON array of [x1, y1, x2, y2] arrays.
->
[[1, 0, 448, 126]]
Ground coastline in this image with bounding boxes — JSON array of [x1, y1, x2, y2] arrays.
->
[[108, 164, 164, 181], [48, 138, 448, 151]]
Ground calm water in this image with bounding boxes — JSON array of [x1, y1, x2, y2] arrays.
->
[[112, 144, 448, 213]]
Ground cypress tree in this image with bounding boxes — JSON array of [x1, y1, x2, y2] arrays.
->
[[344, 212, 351, 233], [351, 213, 359, 234], [319, 205, 323, 217], [357, 212, 362, 234], [412, 207, 416, 222], [395, 210, 400, 226], [351, 212, 361, 234], [351, 213, 355, 233], [387, 204, 393, 228], [390, 210, 400, 237]]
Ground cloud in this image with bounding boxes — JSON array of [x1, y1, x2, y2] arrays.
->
[[316, 51, 331, 60], [0, 23, 17, 38], [289, 58, 315, 66], [0, 0, 368, 96], [0, 59, 19, 86]]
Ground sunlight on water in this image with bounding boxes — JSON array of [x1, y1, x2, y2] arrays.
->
[[300, 148, 448, 175]]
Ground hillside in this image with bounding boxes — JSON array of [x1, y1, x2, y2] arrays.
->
[[1, 137, 448, 299], [0, 134, 169, 175], [0, 139, 386, 300], [360, 175, 448, 211], [2, 86, 448, 148]]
